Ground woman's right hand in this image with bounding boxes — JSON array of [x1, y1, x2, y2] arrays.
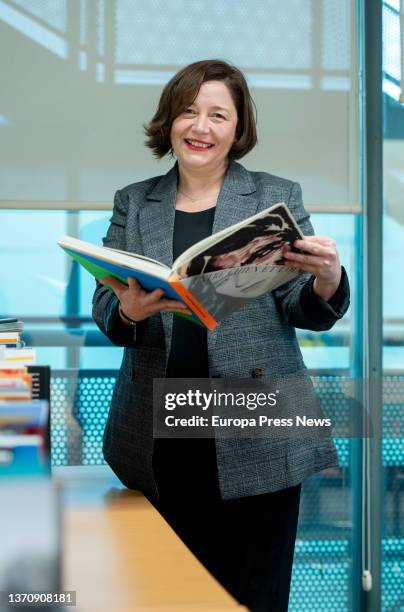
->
[[100, 276, 191, 323]]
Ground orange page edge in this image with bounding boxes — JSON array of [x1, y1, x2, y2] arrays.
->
[[169, 275, 217, 331]]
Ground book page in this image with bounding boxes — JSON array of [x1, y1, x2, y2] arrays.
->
[[179, 265, 300, 321], [58, 235, 170, 278], [173, 204, 303, 279]]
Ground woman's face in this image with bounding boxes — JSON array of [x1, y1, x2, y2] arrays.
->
[[170, 80, 238, 174]]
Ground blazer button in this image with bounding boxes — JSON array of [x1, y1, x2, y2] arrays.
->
[[251, 368, 263, 379]]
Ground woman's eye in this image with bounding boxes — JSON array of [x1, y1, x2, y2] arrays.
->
[[212, 113, 225, 119], [184, 108, 195, 115]]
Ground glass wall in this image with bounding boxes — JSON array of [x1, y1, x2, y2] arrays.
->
[[382, 1, 404, 610]]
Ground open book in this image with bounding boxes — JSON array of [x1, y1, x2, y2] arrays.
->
[[58, 203, 304, 330]]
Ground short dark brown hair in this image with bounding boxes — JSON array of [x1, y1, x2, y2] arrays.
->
[[144, 59, 257, 160]]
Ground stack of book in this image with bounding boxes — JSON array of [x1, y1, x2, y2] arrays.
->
[[0, 317, 24, 347], [0, 325, 57, 598], [0, 317, 36, 369], [0, 368, 33, 401], [0, 318, 48, 476], [0, 400, 49, 476], [0, 346, 36, 369]]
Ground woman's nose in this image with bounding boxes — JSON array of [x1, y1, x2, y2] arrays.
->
[[192, 114, 209, 133]]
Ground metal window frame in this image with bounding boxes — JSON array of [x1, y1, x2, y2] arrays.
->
[[401, 0, 404, 102], [0, 200, 362, 213], [360, 1, 383, 611]]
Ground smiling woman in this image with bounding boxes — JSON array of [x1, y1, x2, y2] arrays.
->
[[143, 60, 257, 212], [143, 59, 257, 159], [170, 81, 239, 211], [170, 81, 238, 176], [92, 59, 350, 612]]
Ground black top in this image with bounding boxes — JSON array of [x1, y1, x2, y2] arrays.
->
[[166, 207, 215, 379], [153, 208, 220, 482], [154, 207, 216, 482]]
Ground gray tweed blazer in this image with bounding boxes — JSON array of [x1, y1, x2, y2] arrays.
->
[[92, 161, 349, 502]]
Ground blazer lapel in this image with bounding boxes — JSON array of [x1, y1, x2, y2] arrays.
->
[[211, 161, 258, 235], [139, 164, 178, 357], [208, 161, 259, 355], [139, 163, 178, 266]]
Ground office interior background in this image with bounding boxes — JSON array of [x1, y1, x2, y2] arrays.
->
[[0, 0, 403, 610]]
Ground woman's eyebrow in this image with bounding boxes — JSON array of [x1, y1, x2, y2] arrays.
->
[[187, 103, 232, 115], [210, 106, 230, 113]]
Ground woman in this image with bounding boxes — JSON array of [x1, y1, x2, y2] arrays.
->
[[93, 59, 349, 612]]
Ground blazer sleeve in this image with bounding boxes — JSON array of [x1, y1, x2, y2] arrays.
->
[[272, 182, 350, 331], [92, 189, 146, 348]]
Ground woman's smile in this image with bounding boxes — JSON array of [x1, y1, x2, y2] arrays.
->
[[184, 138, 214, 151]]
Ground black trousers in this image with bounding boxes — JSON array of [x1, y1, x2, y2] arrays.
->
[[153, 439, 301, 612]]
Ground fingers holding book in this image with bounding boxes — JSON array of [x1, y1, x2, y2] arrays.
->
[[282, 235, 342, 301], [99, 276, 191, 322]]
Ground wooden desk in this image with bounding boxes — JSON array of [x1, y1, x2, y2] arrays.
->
[[56, 466, 245, 612]]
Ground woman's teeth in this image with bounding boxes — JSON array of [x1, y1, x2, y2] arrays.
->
[[186, 140, 213, 148]]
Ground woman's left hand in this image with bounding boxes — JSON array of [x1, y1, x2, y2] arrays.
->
[[282, 235, 342, 301]]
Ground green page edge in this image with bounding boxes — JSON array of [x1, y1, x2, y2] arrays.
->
[[63, 247, 200, 325]]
